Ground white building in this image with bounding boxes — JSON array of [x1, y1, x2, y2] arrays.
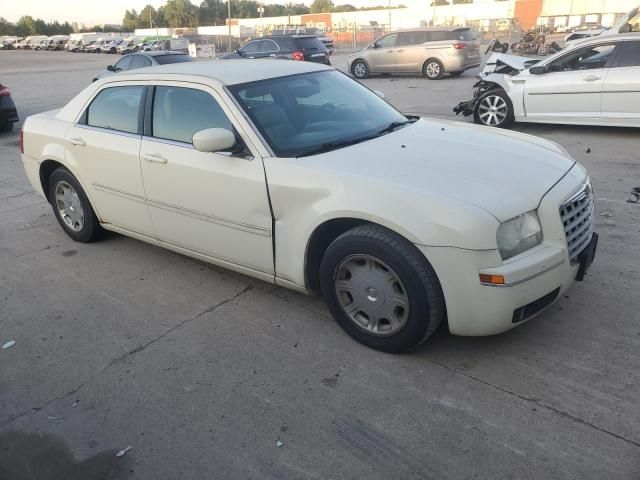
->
[[539, 0, 637, 29]]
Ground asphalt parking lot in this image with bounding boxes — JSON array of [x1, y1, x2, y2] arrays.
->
[[1, 50, 639, 479]]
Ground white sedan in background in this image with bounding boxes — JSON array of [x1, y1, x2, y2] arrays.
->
[[20, 60, 597, 352], [455, 34, 640, 128]]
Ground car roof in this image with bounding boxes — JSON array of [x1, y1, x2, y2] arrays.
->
[[112, 59, 332, 86], [572, 32, 640, 46], [266, 35, 319, 39], [392, 27, 471, 33], [134, 50, 189, 57]]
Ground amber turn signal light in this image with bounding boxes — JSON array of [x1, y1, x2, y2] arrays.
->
[[479, 274, 505, 285]]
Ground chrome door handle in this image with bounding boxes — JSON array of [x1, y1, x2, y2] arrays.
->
[[583, 75, 601, 82], [69, 137, 86, 146], [143, 153, 168, 164]]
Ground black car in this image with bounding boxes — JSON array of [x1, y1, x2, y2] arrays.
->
[[93, 51, 193, 82], [223, 35, 330, 65], [0, 82, 18, 132]]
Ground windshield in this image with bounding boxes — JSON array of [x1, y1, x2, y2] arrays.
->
[[228, 70, 408, 158]]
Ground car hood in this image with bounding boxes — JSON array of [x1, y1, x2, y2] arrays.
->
[[481, 53, 538, 76], [303, 118, 576, 222]]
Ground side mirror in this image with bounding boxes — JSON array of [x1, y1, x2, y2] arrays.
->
[[372, 43, 380, 49], [529, 65, 547, 75], [373, 90, 385, 99], [192, 128, 237, 153], [107, 65, 115, 72]]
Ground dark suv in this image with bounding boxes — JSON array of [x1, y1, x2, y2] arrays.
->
[[223, 35, 330, 64]]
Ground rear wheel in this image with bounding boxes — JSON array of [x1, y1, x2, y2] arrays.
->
[[48, 168, 101, 243], [423, 59, 444, 80], [474, 89, 514, 128], [351, 60, 369, 79], [319, 224, 445, 353]]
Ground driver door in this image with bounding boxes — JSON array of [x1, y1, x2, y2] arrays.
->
[[139, 82, 274, 275], [366, 34, 398, 73], [524, 43, 617, 121]]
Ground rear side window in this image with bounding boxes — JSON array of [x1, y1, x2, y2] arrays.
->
[[152, 86, 233, 144], [294, 37, 325, 50], [616, 41, 640, 67], [154, 54, 192, 65], [426, 31, 447, 41], [397, 31, 427, 46], [448, 29, 476, 41], [86, 86, 145, 134]]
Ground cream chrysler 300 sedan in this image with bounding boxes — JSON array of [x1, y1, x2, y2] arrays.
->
[[20, 60, 598, 352]]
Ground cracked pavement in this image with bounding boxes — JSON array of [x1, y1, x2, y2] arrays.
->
[[1, 50, 639, 479]]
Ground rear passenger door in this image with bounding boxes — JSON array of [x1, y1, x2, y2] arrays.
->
[[64, 83, 155, 236], [139, 83, 274, 275], [395, 31, 427, 73], [601, 41, 640, 124]]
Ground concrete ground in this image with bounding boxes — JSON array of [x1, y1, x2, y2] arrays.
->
[[1, 50, 639, 480]]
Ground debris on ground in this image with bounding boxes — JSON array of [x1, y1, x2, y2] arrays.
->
[[599, 211, 613, 217], [47, 416, 64, 421], [586, 148, 591, 153], [276, 440, 284, 447], [628, 187, 640, 204], [72, 400, 79, 408], [116, 446, 132, 457], [2, 340, 16, 349]]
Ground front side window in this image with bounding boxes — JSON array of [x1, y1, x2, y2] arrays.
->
[[152, 86, 233, 144], [229, 70, 408, 157], [616, 41, 640, 67], [240, 40, 261, 54], [130, 55, 152, 69], [86, 86, 145, 134], [263, 40, 279, 53], [549, 44, 616, 72], [115, 55, 133, 71], [376, 34, 398, 48]]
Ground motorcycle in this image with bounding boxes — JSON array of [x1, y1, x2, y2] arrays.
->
[[485, 38, 509, 54]]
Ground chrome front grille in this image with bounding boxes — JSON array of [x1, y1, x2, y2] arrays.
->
[[559, 182, 594, 264]]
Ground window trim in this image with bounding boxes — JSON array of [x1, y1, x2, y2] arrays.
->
[[78, 84, 148, 136]]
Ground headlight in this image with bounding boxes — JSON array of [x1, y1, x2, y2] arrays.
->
[[496, 211, 543, 260]]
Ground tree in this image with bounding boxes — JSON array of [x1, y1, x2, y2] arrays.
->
[[199, 0, 226, 25], [0, 17, 15, 35], [310, 0, 334, 14], [334, 4, 356, 11], [138, 5, 158, 28], [163, 0, 199, 28], [122, 9, 138, 31], [15, 16, 36, 36]]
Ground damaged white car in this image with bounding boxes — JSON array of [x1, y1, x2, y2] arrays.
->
[[454, 34, 640, 128]]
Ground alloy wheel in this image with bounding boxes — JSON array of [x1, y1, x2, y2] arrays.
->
[[477, 95, 508, 126], [353, 62, 367, 78], [334, 254, 410, 337], [425, 62, 441, 79], [54, 181, 85, 232]]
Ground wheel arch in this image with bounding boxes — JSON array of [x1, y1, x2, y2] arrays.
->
[[303, 216, 431, 293]]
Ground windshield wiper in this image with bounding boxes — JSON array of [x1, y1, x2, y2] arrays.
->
[[296, 117, 418, 158]]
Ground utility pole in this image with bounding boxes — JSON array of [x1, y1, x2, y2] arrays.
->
[[149, 9, 152, 29], [228, 0, 232, 52], [388, 0, 392, 32]]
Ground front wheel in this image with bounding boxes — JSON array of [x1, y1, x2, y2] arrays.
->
[[319, 224, 445, 353], [474, 89, 514, 128], [48, 168, 101, 243], [351, 60, 369, 79], [423, 59, 444, 80]]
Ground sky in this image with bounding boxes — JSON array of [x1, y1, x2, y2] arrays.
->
[[2, 0, 409, 26]]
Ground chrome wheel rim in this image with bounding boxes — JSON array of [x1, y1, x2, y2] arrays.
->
[[334, 254, 410, 337], [426, 62, 440, 78], [55, 181, 84, 232], [354, 62, 367, 78], [478, 95, 508, 126]]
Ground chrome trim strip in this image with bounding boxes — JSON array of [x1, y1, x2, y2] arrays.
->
[[146, 198, 271, 237], [602, 90, 640, 94], [75, 124, 142, 139], [528, 91, 601, 96], [92, 183, 146, 204], [480, 260, 565, 288], [141, 136, 194, 149]]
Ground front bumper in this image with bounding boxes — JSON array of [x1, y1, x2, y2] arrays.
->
[[0, 97, 19, 123], [417, 166, 595, 336]]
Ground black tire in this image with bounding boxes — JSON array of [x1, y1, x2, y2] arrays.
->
[[319, 224, 445, 353], [48, 167, 101, 243], [449, 71, 464, 77], [351, 60, 369, 79], [422, 59, 444, 80], [473, 89, 514, 128]]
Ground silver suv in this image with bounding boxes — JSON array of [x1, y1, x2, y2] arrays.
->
[[348, 27, 480, 80]]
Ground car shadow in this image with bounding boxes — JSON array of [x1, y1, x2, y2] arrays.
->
[[0, 430, 132, 480]]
